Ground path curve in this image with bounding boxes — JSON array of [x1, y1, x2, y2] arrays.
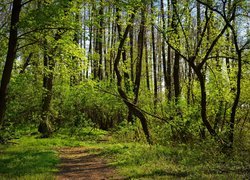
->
[[56, 147, 120, 180]]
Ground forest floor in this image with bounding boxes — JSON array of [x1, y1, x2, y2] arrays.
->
[[0, 127, 249, 179], [56, 147, 121, 180]]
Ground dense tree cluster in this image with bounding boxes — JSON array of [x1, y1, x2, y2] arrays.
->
[[0, 0, 249, 148]]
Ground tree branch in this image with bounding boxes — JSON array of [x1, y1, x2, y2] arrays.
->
[[154, 24, 188, 61], [16, 41, 38, 51], [19, 52, 33, 74], [95, 86, 170, 123], [21, 0, 35, 7], [17, 27, 74, 38], [194, 9, 211, 59]]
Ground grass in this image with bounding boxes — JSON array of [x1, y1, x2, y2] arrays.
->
[[0, 126, 106, 180], [0, 139, 57, 179], [0, 126, 250, 179], [100, 142, 250, 179]]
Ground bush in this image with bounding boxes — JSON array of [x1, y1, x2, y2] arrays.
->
[[59, 81, 127, 130]]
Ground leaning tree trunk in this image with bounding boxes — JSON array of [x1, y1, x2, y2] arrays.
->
[[116, 7, 133, 123], [0, 0, 22, 128], [114, 12, 152, 144], [132, 8, 151, 144], [194, 66, 216, 137], [116, 7, 130, 92]]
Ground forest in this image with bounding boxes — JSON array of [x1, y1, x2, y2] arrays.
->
[[0, 0, 250, 179]]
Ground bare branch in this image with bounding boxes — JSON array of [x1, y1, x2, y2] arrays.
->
[[21, 0, 34, 7], [95, 86, 170, 123], [240, 39, 250, 51], [16, 41, 38, 51], [197, 0, 225, 18], [17, 27, 74, 38], [206, 55, 236, 60]]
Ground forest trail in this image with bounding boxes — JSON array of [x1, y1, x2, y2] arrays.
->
[[56, 147, 121, 180]]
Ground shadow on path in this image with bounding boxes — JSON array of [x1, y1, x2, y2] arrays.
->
[[56, 147, 121, 180]]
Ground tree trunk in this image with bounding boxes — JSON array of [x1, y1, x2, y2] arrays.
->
[[160, 0, 168, 99], [116, 7, 130, 92], [229, 41, 242, 148], [109, 8, 116, 81], [113, 12, 152, 144], [187, 65, 192, 105], [129, 27, 134, 82], [133, 9, 145, 105], [0, 0, 22, 128], [97, 0, 103, 80], [172, 0, 181, 103], [145, 33, 150, 91], [86, 6, 93, 79], [39, 45, 54, 137], [151, 0, 158, 109], [93, 5, 98, 79], [166, 0, 172, 101], [173, 51, 180, 101], [194, 67, 216, 137]]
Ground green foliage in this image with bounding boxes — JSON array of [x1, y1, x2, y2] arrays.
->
[[6, 73, 42, 125], [20, 0, 78, 30], [112, 121, 146, 143], [59, 81, 127, 130]]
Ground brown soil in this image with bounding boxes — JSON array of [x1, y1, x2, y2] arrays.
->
[[56, 147, 122, 180]]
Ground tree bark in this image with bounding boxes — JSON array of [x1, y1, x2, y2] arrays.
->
[[172, 0, 181, 102], [173, 52, 180, 101], [229, 36, 242, 148], [116, 7, 130, 91], [193, 65, 216, 136], [151, 0, 158, 109], [39, 38, 57, 138], [145, 33, 150, 91], [160, 0, 168, 99], [0, 0, 22, 128], [166, 0, 172, 101], [114, 12, 152, 144], [133, 9, 145, 105], [97, 0, 104, 80], [129, 27, 134, 82], [86, 6, 93, 79]]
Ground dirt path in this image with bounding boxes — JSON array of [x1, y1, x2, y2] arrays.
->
[[56, 147, 121, 180]]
